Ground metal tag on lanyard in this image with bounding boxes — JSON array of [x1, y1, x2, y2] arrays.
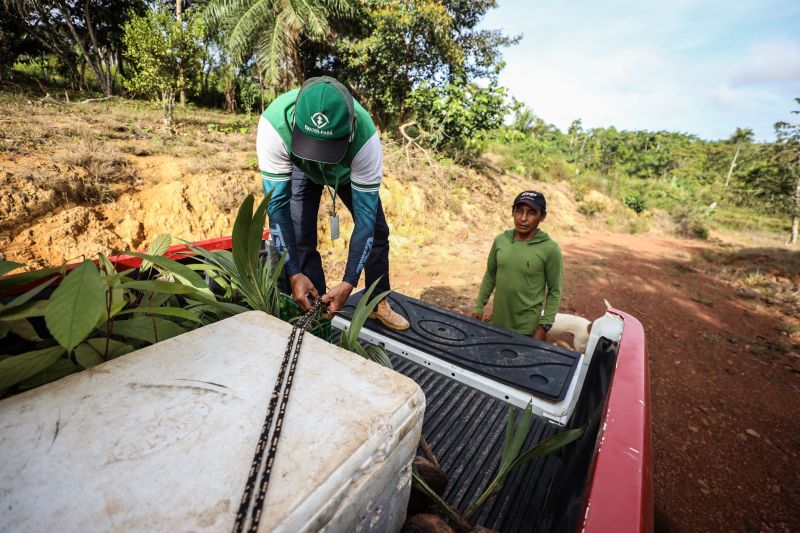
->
[[330, 213, 340, 241]]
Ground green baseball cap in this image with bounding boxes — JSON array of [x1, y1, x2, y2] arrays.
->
[[291, 76, 355, 164]]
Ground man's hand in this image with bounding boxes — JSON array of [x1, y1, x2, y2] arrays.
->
[[321, 281, 354, 318], [470, 309, 492, 322], [532, 326, 548, 341], [290, 273, 318, 312]]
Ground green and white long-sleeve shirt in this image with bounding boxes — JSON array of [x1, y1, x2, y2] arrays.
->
[[256, 88, 382, 285], [474, 229, 563, 335]]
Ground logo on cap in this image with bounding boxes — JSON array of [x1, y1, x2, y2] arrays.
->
[[311, 112, 329, 129]]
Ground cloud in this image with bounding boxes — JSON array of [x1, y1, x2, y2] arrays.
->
[[487, 0, 800, 140], [728, 38, 800, 85]]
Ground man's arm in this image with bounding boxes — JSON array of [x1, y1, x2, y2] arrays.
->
[[540, 242, 564, 325], [257, 116, 318, 309], [322, 133, 382, 314], [472, 239, 498, 319]]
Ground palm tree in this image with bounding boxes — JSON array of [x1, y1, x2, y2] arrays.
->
[[204, 0, 353, 93], [724, 127, 754, 188]]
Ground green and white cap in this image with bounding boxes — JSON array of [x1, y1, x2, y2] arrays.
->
[[291, 76, 355, 164]]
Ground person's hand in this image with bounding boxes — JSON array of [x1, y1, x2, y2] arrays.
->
[[470, 310, 491, 322], [290, 273, 318, 312], [321, 281, 354, 319], [532, 326, 547, 341]]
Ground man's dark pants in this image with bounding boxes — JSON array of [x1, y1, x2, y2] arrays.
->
[[290, 166, 391, 296]]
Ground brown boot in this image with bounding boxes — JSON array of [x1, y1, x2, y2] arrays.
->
[[369, 299, 410, 331]]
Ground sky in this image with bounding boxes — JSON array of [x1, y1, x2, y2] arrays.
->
[[481, 0, 800, 141]]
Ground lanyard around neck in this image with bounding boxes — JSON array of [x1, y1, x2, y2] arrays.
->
[[318, 163, 339, 215]]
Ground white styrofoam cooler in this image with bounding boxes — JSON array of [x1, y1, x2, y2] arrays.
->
[[0, 311, 425, 532]]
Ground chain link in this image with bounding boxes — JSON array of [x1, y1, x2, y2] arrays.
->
[[233, 297, 325, 533]]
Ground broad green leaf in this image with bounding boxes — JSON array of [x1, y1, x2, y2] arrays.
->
[[143, 291, 172, 309], [16, 358, 80, 389], [0, 300, 49, 321], [121, 280, 197, 294], [0, 346, 65, 389], [0, 260, 25, 277], [110, 316, 188, 344], [107, 280, 127, 319], [118, 306, 202, 323], [105, 268, 137, 285], [0, 266, 59, 293], [125, 252, 211, 296], [74, 338, 134, 368], [7, 319, 42, 342], [140, 234, 171, 271], [0, 322, 8, 339], [1, 276, 56, 310], [44, 260, 106, 352]]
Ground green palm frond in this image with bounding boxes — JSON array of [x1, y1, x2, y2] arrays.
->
[[256, 19, 291, 87], [227, 0, 278, 65], [291, 0, 329, 39], [205, 0, 354, 91]]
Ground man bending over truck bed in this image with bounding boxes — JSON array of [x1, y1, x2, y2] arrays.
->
[[257, 76, 409, 330]]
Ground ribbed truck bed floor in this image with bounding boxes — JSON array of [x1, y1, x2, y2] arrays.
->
[[392, 355, 563, 531]]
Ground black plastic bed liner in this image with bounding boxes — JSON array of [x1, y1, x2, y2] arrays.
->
[[392, 355, 563, 531], [340, 291, 580, 402]]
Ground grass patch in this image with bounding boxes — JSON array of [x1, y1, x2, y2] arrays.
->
[[776, 321, 800, 336], [55, 141, 138, 203]]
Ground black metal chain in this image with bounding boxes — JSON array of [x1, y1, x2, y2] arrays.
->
[[233, 297, 325, 533]]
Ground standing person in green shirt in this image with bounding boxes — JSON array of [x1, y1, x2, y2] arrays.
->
[[471, 191, 563, 340]]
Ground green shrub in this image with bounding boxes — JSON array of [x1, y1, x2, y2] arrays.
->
[[673, 206, 709, 239], [622, 192, 647, 213], [578, 200, 606, 217]]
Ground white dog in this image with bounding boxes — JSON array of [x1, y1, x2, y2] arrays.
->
[[547, 300, 612, 353], [547, 313, 591, 353]]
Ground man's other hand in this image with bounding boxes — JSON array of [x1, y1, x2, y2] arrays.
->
[[470, 309, 492, 322], [532, 326, 547, 341], [290, 273, 319, 312], [321, 281, 354, 319]]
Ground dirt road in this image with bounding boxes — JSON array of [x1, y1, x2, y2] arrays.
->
[[389, 230, 799, 532]]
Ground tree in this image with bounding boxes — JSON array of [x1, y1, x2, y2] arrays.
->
[[738, 100, 800, 244], [202, 0, 353, 95], [511, 103, 536, 134], [5, 0, 145, 94], [775, 100, 800, 244], [121, 7, 203, 128], [336, 0, 462, 128], [406, 67, 508, 158], [334, 0, 516, 130], [724, 127, 754, 188]]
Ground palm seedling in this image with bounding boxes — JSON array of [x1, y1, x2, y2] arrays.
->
[[172, 192, 286, 318], [411, 401, 584, 530], [337, 278, 393, 368]]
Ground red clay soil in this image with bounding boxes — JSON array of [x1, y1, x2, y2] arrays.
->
[[397, 231, 799, 533]]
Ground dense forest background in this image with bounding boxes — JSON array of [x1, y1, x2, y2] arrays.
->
[[1, 0, 798, 243]]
